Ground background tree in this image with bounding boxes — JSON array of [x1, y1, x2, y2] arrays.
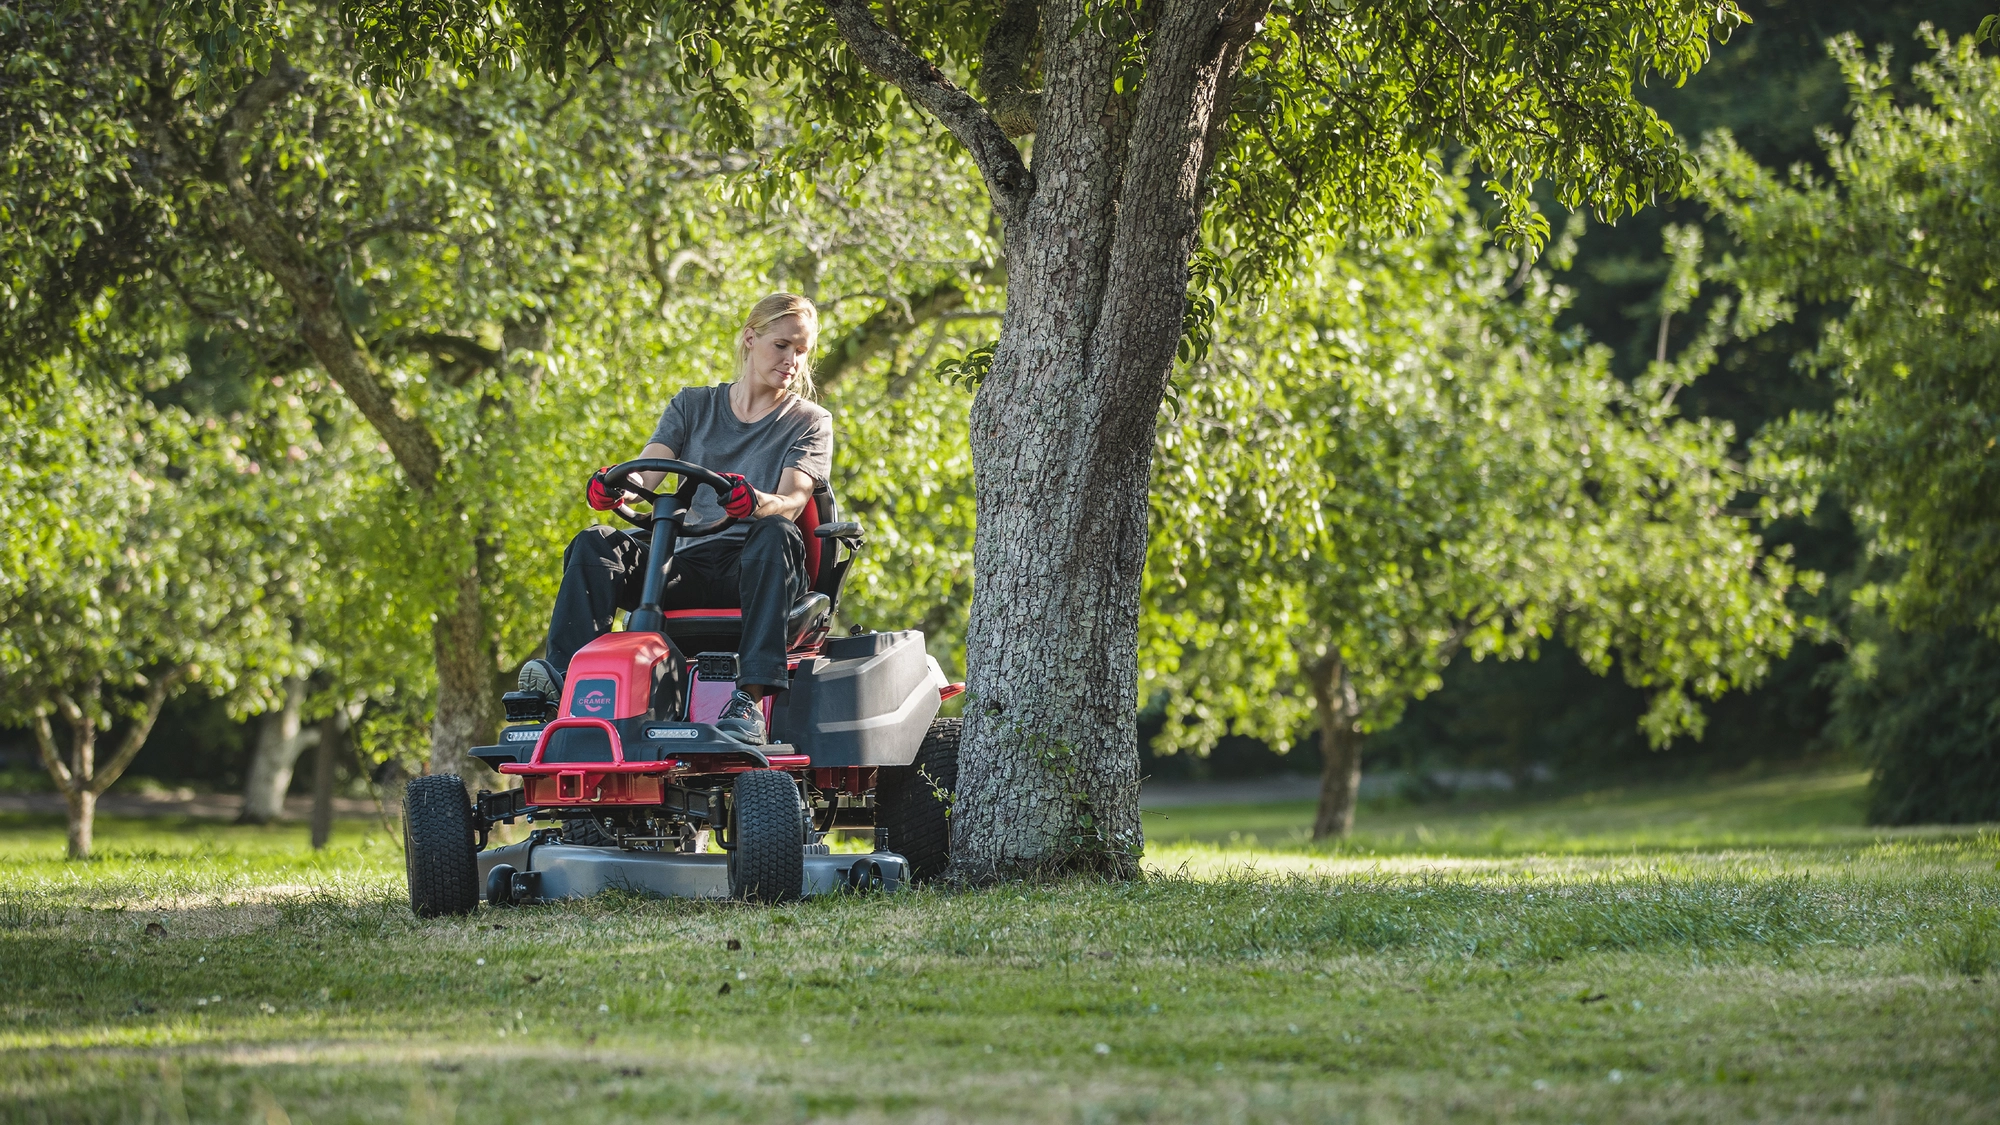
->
[[1370, 1, 1995, 790], [1696, 27, 2000, 821], [0, 367, 290, 857], [4, 0, 1006, 823], [328, 0, 1749, 877], [1702, 30, 2000, 640], [1145, 192, 1808, 835]]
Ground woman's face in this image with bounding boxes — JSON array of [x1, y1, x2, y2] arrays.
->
[[743, 314, 814, 393]]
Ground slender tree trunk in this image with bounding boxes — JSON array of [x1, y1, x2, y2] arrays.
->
[[33, 669, 191, 859], [310, 705, 353, 849], [65, 789, 96, 861], [43, 695, 101, 861], [1306, 654, 1364, 839], [239, 675, 315, 824]]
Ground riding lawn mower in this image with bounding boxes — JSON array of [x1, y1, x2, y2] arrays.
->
[[401, 459, 962, 915]]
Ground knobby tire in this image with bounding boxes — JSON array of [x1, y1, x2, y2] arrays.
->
[[405, 774, 480, 917], [878, 717, 960, 883]]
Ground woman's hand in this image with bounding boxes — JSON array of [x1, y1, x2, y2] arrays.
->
[[718, 473, 758, 518], [586, 467, 625, 511]]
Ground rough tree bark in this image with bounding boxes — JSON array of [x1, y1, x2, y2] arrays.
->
[[31, 668, 193, 859], [1305, 652, 1364, 840], [139, 56, 500, 781], [830, 0, 1267, 878], [238, 674, 317, 824]]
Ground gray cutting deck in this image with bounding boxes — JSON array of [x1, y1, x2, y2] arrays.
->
[[476, 840, 907, 901]]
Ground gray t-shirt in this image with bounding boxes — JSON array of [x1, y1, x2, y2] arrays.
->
[[648, 384, 834, 540]]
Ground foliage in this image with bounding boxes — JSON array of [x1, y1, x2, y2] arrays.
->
[[0, 356, 299, 854], [2, 0, 1002, 777], [1700, 29, 2000, 639], [326, 0, 1743, 256], [1143, 190, 1808, 766], [1828, 616, 2000, 826], [1345, 3, 1999, 789], [0, 371, 292, 718]]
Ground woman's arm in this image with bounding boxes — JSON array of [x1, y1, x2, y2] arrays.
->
[[631, 442, 676, 493], [628, 444, 811, 520], [752, 467, 816, 522]]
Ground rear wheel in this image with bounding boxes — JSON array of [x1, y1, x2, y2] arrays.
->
[[728, 770, 807, 903], [560, 816, 617, 847], [877, 717, 959, 883], [405, 775, 480, 917]]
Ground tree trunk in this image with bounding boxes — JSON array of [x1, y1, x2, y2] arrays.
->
[[310, 704, 353, 849], [65, 788, 96, 861], [913, 0, 1261, 879], [32, 669, 190, 859], [1307, 655, 1364, 839], [239, 675, 316, 824], [430, 542, 500, 780]]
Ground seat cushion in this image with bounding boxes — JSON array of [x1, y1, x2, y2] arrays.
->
[[658, 592, 831, 653]]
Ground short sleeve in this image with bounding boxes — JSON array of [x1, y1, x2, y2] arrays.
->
[[786, 408, 834, 483], [648, 389, 693, 453]]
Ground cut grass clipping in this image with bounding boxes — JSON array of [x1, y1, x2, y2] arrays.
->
[[1, 766, 1997, 1123]]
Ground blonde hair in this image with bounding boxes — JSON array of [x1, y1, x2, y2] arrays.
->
[[736, 292, 820, 399]]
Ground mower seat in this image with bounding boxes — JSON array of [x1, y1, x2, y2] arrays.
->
[[658, 592, 830, 654], [632, 479, 856, 658]]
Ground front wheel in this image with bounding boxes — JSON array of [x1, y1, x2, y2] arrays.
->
[[727, 770, 807, 903], [405, 775, 480, 917], [877, 717, 959, 883]]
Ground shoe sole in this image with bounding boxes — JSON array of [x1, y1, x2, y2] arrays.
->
[[714, 723, 768, 748], [518, 662, 562, 698]]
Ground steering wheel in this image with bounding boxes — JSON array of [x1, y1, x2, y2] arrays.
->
[[599, 458, 740, 540]]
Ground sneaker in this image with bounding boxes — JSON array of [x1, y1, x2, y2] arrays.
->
[[714, 690, 767, 747], [518, 658, 564, 700]]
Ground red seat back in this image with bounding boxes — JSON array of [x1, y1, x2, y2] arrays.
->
[[796, 483, 823, 586]]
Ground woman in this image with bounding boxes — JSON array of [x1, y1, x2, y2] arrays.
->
[[518, 293, 833, 747]]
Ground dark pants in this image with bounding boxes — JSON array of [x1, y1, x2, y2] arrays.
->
[[546, 516, 807, 688]]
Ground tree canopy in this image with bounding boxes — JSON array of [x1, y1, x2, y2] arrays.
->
[[1701, 29, 2000, 640], [1144, 185, 1809, 833]]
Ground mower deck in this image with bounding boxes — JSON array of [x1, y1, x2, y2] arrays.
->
[[476, 840, 909, 902]]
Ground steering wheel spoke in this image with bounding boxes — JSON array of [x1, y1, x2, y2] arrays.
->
[[601, 458, 740, 539]]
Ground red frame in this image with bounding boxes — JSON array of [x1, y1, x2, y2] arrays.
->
[[499, 716, 810, 806]]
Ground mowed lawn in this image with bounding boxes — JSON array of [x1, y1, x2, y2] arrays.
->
[[2, 768, 1997, 1123]]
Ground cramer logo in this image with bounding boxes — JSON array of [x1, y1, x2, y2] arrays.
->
[[568, 678, 618, 718]]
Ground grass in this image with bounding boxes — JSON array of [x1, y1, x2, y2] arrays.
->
[[2, 767, 1997, 1123], [1143, 765, 1883, 855]]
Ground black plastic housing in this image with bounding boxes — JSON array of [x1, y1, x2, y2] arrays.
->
[[771, 630, 940, 767]]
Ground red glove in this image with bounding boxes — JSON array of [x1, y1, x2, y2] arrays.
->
[[718, 472, 757, 519], [586, 466, 624, 511]]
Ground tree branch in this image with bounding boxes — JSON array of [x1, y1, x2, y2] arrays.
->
[[89, 664, 195, 797], [815, 277, 995, 391], [826, 0, 1034, 220], [208, 57, 310, 182], [140, 57, 448, 491], [30, 712, 74, 793], [388, 331, 504, 386], [978, 0, 1042, 137]]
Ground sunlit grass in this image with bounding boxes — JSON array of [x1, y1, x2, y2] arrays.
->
[[2, 769, 1997, 1123], [1145, 765, 1889, 855]]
